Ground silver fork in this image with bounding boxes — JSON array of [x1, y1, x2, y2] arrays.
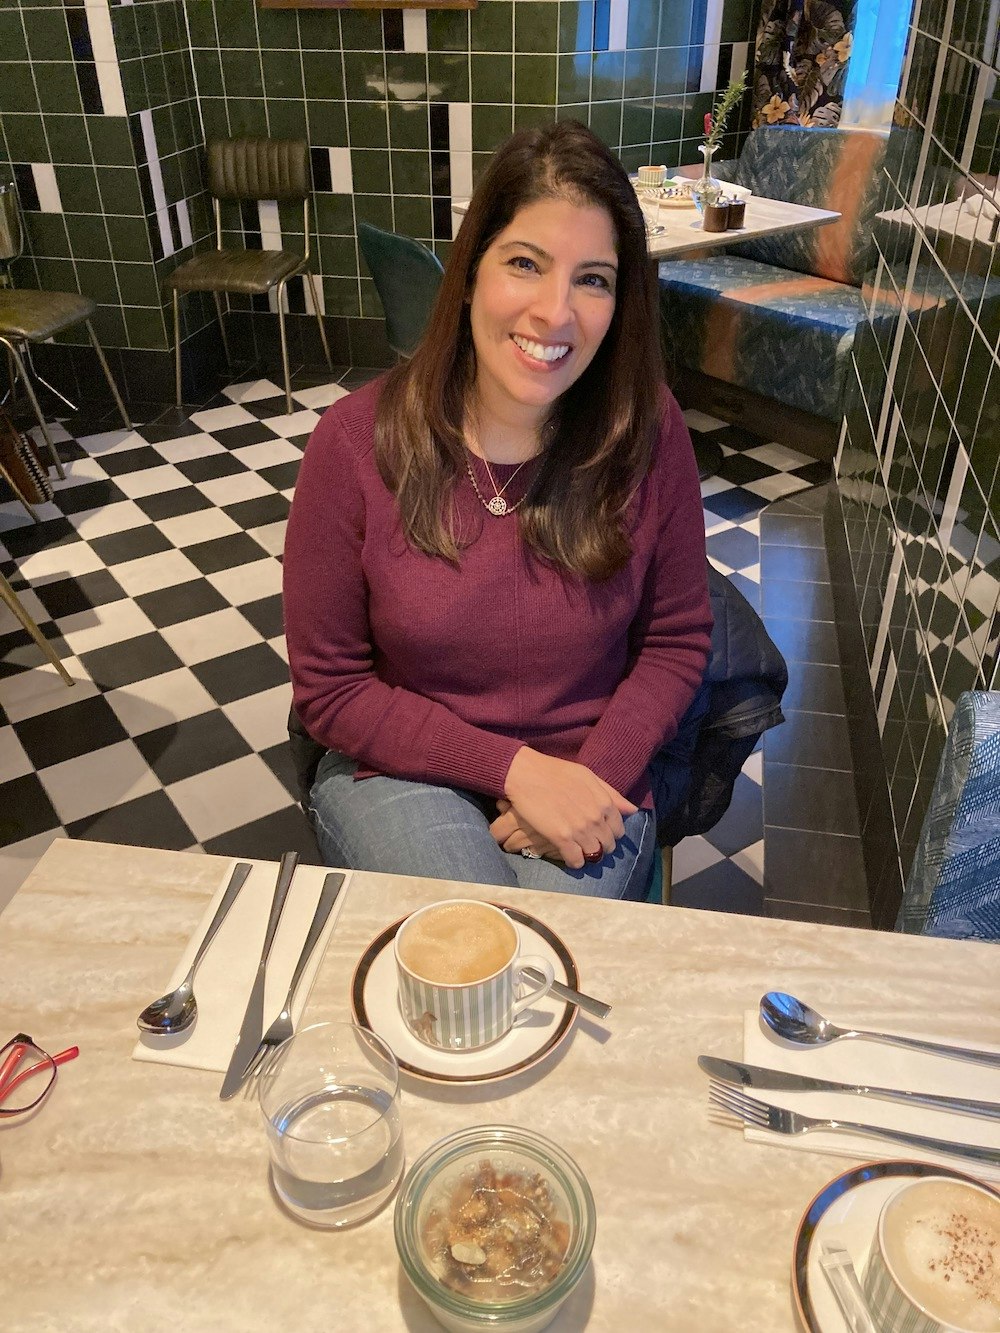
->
[[708, 1080, 1000, 1167], [241, 872, 346, 1095]]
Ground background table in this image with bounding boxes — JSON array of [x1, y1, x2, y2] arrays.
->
[[3, 839, 997, 1332]]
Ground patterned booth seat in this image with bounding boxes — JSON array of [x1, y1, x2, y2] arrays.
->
[[660, 126, 888, 433]]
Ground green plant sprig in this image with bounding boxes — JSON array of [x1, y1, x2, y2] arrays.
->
[[704, 71, 749, 152]]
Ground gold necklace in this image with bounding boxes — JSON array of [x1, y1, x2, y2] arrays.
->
[[465, 455, 536, 516]]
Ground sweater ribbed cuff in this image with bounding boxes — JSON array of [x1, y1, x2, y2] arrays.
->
[[577, 715, 658, 800], [424, 716, 524, 800]]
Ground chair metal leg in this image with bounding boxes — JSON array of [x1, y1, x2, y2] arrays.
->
[[0, 335, 65, 480], [173, 289, 183, 408], [0, 459, 41, 524], [276, 278, 292, 414], [85, 322, 131, 432], [304, 270, 333, 370], [0, 572, 73, 685], [23, 342, 78, 414], [212, 292, 232, 368]]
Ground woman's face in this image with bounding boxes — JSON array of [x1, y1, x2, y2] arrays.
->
[[468, 194, 618, 430]]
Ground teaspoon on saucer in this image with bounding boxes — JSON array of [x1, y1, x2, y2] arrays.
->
[[137, 862, 253, 1035], [761, 991, 1000, 1069]]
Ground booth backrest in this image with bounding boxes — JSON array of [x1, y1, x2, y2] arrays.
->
[[726, 126, 887, 287]]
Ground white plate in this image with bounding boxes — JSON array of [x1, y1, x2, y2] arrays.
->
[[791, 1160, 1000, 1331], [351, 906, 580, 1086]]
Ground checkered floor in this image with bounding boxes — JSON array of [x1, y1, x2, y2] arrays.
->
[[0, 373, 828, 912]]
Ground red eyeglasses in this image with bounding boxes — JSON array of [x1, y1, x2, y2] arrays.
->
[[0, 1034, 79, 1117]]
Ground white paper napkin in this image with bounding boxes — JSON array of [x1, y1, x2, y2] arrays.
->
[[132, 861, 352, 1072], [740, 1011, 1000, 1182]]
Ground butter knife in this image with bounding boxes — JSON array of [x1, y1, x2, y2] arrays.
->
[[698, 1055, 1000, 1122], [220, 850, 298, 1101]]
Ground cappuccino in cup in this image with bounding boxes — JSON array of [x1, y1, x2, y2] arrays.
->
[[394, 900, 555, 1051], [864, 1177, 1000, 1332]]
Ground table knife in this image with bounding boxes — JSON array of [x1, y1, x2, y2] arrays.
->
[[522, 966, 611, 1020], [698, 1055, 1000, 1122], [220, 851, 298, 1101]]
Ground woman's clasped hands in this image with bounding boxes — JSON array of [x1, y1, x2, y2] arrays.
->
[[491, 748, 636, 868]]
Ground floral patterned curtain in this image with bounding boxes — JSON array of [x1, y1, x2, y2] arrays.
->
[[752, 0, 855, 128]]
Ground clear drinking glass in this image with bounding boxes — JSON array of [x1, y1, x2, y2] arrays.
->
[[258, 1021, 403, 1228]]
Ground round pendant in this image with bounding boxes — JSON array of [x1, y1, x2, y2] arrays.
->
[[487, 496, 508, 516]]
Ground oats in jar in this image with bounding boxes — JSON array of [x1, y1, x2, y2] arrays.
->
[[420, 1159, 571, 1303]]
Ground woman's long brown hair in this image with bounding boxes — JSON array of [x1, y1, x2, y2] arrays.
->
[[374, 120, 663, 580]]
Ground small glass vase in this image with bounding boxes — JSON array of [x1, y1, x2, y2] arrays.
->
[[691, 143, 723, 215]]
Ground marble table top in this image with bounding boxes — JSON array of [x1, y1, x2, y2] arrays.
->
[[3, 838, 998, 1332]]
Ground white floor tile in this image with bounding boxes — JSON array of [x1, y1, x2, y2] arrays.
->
[[730, 840, 765, 885], [231, 438, 303, 471], [109, 549, 202, 598], [293, 383, 349, 409], [104, 667, 218, 736], [155, 509, 241, 548], [56, 598, 154, 656], [69, 500, 150, 539], [224, 379, 282, 404], [190, 404, 256, 432], [700, 476, 736, 497], [0, 584, 49, 631], [0, 829, 67, 916], [17, 542, 104, 587], [196, 472, 274, 505], [76, 428, 147, 455], [56, 456, 111, 487], [166, 753, 291, 841], [682, 409, 728, 432], [743, 473, 811, 502], [258, 409, 320, 439], [741, 748, 763, 784], [152, 433, 225, 464], [222, 682, 293, 751], [159, 608, 263, 666], [670, 835, 726, 884], [114, 464, 190, 500], [744, 442, 814, 470], [39, 738, 161, 825], [206, 557, 283, 606], [247, 521, 287, 557], [0, 724, 33, 782], [268, 633, 288, 663], [0, 660, 97, 723]]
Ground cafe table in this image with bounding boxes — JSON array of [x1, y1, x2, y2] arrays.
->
[[3, 838, 998, 1332]]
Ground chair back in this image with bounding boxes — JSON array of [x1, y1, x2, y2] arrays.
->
[[727, 126, 887, 286], [0, 181, 23, 270], [358, 222, 444, 357], [207, 138, 309, 202]]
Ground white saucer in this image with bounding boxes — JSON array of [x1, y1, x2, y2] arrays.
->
[[351, 906, 580, 1086], [791, 1160, 1000, 1331]]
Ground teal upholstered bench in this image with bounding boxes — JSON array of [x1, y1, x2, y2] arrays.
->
[[659, 126, 889, 452]]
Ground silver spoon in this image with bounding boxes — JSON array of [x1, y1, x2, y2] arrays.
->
[[137, 862, 253, 1035], [761, 991, 1000, 1069]]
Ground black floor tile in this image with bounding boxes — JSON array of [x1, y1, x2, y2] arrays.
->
[[670, 859, 766, 915], [764, 615, 841, 666], [239, 592, 284, 640], [258, 739, 299, 798], [0, 773, 61, 844], [760, 542, 831, 583], [781, 661, 848, 714], [137, 486, 213, 521], [78, 631, 184, 690], [762, 577, 835, 622], [15, 695, 129, 771], [239, 394, 290, 420], [176, 453, 247, 484], [764, 708, 854, 770], [98, 446, 163, 476], [202, 803, 322, 863], [88, 525, 173, 566], [213, 421, 280, 449], [66, 789, 196, 849], [136, 578, 229, 629], [51, 479, 127, 516], [764, 762, 861, 836], [702, 772, 763, 856], [702, 487, 767, 522], [184, 532, 272, 575], [1, 517, 82, 558], [140, 410, 200, 442], [222, 493, 290, 530], [715, 453, 777, 486], [763, 827, 869, 910], [33, 569, 127, 622], [257, 459, 300, 491], [192, 641, 289, 705], [136, 710, 253, 785]]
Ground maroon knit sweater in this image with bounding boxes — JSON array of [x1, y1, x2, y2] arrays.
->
[[283, 376, 712, 807]]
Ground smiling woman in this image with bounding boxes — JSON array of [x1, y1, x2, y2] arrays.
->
[[283, 122, 712, 899]]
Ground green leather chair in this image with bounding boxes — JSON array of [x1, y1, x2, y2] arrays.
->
[[0, 181, 131, 480], [165, 138, 331, 413], [358, 223, 444, 358]]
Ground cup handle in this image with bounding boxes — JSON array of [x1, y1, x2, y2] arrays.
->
[[512, 955, 555, 1017]]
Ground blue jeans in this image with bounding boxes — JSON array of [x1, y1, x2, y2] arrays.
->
[[310, 750, 655, 901]]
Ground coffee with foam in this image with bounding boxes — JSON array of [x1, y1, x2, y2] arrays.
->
[[882, 1179, 1000, 1330], [397, 902, 516, 986]]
